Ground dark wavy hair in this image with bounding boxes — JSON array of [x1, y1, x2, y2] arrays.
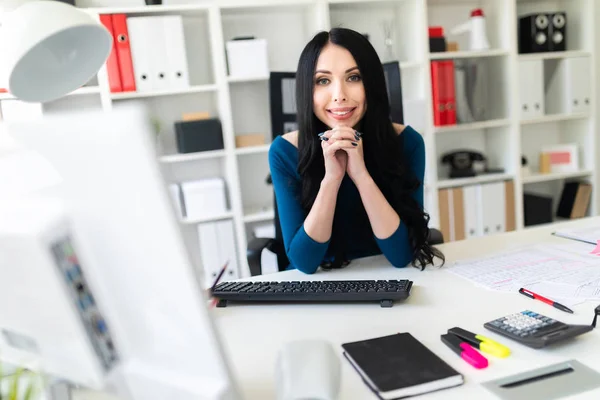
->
[[295, 27, 444, 270]]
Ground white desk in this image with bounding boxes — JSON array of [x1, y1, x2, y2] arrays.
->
[[215, 216, 600, 399]]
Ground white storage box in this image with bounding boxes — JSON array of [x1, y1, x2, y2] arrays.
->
[[226, 38, 269, 78], [181, 178, 228, 220]]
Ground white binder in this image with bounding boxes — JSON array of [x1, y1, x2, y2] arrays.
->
[[518, 59, 544, 120], [215, 220, 239, 281], [127, 16, 169, 92], [545, 56, 591, 114], [197, 222, 221, 288], [162, 15, 190, 89], [570, 57, 591, 114], [480, 182, 506, 236], [463, 185, 480, 239]]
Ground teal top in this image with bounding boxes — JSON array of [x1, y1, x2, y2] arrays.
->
[[268, 126, 425, 274]]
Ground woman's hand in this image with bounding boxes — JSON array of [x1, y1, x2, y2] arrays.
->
[[320, 126, 369, 183], [320, 129, 351, 183]]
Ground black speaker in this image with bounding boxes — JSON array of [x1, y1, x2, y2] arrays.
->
[[518, 13, 551, 53], [549, 12, 567, 51]]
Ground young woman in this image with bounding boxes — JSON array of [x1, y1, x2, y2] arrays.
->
[[268, 27, 444, 274]]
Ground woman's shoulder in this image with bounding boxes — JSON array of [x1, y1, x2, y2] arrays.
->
[[392, 123, 424, 152], [281, 130, 299, 148], [269, 131, 300, 173]]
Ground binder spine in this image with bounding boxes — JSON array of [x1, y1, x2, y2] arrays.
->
[[99, 14, 123, 93], [111, 14, 137, 92]]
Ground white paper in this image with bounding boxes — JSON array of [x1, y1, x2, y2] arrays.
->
[[446, 245, 600, 305]]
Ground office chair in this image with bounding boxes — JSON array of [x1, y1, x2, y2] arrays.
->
[[246, 70, 443, 276]]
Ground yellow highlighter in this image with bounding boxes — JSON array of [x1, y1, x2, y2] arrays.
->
[[448, 327, 511, 358]]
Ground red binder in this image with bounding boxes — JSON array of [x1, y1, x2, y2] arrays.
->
[[99, 14, 122, 93], [111, 14, 136, 92], [441, 60, 456, 125], [430, 61, 444, 126], [430, 61, 457, 126]]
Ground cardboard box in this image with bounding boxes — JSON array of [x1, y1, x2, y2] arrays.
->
[[235, 134, 265, 148], [226, 39, 269, 78], [182, 111, 210, 121]]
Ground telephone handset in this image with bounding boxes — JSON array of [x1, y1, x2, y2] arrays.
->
[[441, 150, 486, 178]]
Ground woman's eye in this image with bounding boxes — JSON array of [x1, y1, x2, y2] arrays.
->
[[348, 74, 362, 82], [316, 78, 329, 85]]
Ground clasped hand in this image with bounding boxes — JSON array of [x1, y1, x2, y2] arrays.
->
[[320, 125, 368, 183]]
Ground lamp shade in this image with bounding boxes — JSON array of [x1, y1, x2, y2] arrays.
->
[[1, 1, 111, 103]]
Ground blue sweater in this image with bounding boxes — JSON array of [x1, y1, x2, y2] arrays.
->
[[268, 126, 425, 274]]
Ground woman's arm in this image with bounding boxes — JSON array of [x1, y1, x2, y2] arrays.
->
[[269, 143, 339, 274], [303, 177, 342, 243]]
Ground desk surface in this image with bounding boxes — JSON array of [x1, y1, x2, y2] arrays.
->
[[216, 217, 600, 399]]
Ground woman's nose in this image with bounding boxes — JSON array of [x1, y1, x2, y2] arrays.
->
[[333, 83, 347, 103]]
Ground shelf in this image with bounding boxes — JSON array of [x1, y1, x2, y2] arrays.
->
[[227, 75, 270, 83], [434, 119, 511, 133], [243, 209, 275, 223], [219, 0, 316, 9], [181, 212, 234, 225], [522, 170, 594, 184], [429, 49, 509, 60], [0, 86, 100, 101], [520, 113, 590, 125], [159, 150, 226, 163], [518, 51, 591, 61], [83, 4, 210, 15], [400, 61, 422, 70], [437, 173, 515, 189], [235, 145, 271, 155], [111, 85, 218, 100]]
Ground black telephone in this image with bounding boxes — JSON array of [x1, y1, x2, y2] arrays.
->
[[441, 150, 486, 178]]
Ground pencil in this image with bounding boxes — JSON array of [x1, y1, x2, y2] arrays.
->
[[210, 260, 229, 292]]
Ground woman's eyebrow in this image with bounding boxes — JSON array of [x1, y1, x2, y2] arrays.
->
[[314, 66, 359, 74]]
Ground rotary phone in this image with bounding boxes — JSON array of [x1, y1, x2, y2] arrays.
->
[[441, 150, 487, 178]]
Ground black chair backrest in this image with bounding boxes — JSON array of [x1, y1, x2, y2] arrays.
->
[[268, 71, 298, 271]]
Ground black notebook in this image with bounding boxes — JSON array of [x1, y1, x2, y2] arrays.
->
[[342, 333, 463, 399]]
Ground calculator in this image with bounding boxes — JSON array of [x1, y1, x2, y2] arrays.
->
[[484, 310, 593, 349]]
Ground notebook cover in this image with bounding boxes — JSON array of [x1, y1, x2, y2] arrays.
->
[[342, 333, 462, 395]]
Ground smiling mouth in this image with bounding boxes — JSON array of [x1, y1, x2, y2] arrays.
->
[[327, 107, 356, 116]]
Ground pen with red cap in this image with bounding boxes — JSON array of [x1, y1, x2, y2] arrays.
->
[[441, 333, 488, 369], [519, 287, 574, 314]]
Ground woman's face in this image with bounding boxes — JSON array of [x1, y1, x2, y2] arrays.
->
[[313, 43, 366, 129]]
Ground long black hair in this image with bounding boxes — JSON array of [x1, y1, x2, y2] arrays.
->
[[295, 27, 444, 270]]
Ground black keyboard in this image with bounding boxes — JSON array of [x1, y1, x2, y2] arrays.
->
[[212, 279, 413, 308]]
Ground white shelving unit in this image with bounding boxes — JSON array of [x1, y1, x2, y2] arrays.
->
[[7, 0, 595, 278]]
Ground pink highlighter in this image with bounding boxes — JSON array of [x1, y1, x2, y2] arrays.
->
[[441, 333, 489, 369]]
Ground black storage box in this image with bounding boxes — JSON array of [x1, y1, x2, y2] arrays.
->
[[175, 119, 224, 154], [523, 192, 553, 226]]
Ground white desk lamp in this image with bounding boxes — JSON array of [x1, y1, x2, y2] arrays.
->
[[0, 0, 111, 103]]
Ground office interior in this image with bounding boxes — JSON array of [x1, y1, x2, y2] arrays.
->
[[1, 0, 600, 399]]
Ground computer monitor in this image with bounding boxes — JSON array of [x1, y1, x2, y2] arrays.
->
[[0, 105, 240, 400]]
